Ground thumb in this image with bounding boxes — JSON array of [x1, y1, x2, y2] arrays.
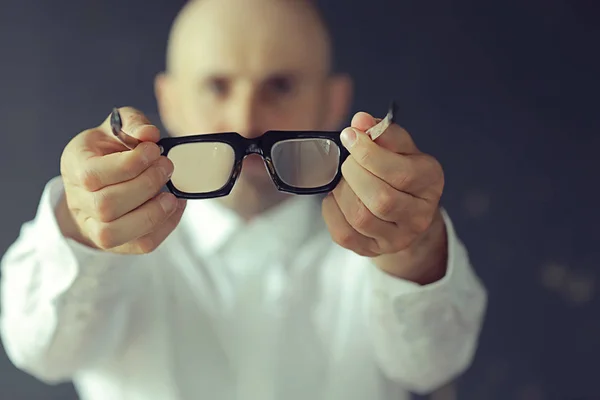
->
[[351, 111, 379, 132]]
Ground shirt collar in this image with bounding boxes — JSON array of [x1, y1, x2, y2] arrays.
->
[[182, 194, 323, 257]]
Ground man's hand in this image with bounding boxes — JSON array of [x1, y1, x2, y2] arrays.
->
[[57, 107, 187, 254], [322, 111, 447, 284]]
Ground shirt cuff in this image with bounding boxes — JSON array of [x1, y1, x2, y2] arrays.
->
[[33, 177, 138, 302], [368, 208, 484, 313]]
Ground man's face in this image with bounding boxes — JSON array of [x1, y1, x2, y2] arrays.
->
[[156, 0, 351, 214]]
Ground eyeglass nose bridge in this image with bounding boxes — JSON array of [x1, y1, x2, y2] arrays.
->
[[242, 139, 278, 176], [245, 142, 264, 157]]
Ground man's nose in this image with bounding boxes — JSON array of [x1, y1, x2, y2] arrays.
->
[[229, 94, 263, 139]]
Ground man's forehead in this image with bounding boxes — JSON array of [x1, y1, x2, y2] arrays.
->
[[167, 0, 331, 77]]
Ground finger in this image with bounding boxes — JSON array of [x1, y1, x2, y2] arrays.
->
[[75, 156, 174, 222], [62, 107, 163, 189], [331, 176, 398, 244], [351, 111, 418, 154], [83, 192, 181, 250], [322, 193, 378, 257], [99, 106, 161, 143], [341, 156, 425, 227], [121, 199, 187, 254], [343, 157, 438, 240], [340, 128, 441, 196], [68, 142, 164, 192]]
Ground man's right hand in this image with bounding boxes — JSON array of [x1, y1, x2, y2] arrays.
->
[[57, 107, 186, 254]]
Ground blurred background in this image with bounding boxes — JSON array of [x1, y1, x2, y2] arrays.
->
[[0, 0, 598, 399]]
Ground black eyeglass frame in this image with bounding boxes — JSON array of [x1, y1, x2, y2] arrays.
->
[[155, 131, 349, 199]]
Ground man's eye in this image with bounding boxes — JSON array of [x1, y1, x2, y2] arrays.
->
[[206, 78, 229, 97], [266, 76, 295, 96]]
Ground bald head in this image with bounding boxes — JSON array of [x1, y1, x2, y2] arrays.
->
[[166, 0, 332, 76]]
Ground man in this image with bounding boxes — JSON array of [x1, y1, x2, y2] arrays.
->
[[0, 0, 487, 399]]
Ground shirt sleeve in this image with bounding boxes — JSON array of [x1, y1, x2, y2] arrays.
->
[[0, 177, 142, 384], [367, 209, 487, 394]]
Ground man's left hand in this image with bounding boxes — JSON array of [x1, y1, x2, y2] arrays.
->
[[322, 111, 447, 284]]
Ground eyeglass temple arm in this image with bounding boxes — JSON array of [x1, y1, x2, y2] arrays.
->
[[109, 108, 143, 150], [366, 100, 398, 140]]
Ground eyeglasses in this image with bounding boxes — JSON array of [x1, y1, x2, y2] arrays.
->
[[110, 112, 350, 199]]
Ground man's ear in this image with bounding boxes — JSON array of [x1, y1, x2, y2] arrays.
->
[[154, 72, 178, 134], [323, 73, 353, 130]]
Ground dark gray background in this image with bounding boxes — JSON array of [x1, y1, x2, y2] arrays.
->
[[0, 0, 598, 399]]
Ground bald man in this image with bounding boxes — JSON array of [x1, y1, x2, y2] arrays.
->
[[0, 1, 487, 399]]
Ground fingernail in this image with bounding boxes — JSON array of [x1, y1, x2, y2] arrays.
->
[[158, 166, 173, 180], [132, 123, 154, 135], [160, 194, 176, 213], [142, 144, 157, 164], [157, 159, 174, 179], [340, 128, 357, 148]]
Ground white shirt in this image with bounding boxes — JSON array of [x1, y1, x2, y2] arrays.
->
[[1, 177, 487, 400]]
